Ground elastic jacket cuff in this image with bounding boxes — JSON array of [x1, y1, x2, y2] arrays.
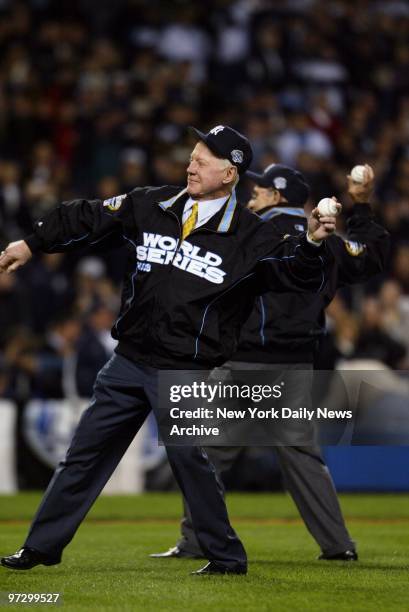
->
[[24, 233, 42, 253], [300, 232, 325, 256]]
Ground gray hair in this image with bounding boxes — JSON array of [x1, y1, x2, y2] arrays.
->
[[219, 158, 240, 187]]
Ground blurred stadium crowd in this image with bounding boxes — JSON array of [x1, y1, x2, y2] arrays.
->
[[1, 0, 409, 406]]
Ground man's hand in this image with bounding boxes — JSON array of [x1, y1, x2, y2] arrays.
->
[[308, 200, 342, 242], [347, 164, 374, 203], [0, 241, 33, 274]]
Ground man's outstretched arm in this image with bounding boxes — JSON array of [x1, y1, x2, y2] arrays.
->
[[0, 190, 138, 274], [254, 208, 339, 294]]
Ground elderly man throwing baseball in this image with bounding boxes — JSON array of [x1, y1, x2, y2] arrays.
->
[[0, 125, 336, 576]]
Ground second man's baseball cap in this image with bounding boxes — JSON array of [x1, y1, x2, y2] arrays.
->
[[189, 125, 253, 174], [247, 163, 310, 206]]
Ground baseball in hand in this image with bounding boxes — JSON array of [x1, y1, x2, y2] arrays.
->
[[350, 165, 366, 183], [317, 197, 339, 216]]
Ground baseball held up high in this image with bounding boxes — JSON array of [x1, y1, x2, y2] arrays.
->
[[351, 165, 366, 183], [317, 198, 339, 216]]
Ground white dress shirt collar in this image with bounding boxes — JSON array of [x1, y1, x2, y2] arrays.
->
[[183, 196, 227, 229]]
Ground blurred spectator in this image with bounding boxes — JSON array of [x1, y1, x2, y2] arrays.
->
[[23, 253, 72, 334], [0, 160, 31, 240], [74, 256, 119, 316], [4, 312, 81, 399], [76, 301, 117, 397], [158, 6, 211, 82], [379, 280, 409, 366], [25, 142, 65, 217], [274, 111, 333, 166], [392, 244, 409, 293], [352, 296, 407, 369], [0, 270, 29, 348], [119, 148, 147, 191]]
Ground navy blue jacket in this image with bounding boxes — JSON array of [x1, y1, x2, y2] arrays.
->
[[25, 186, 331, 369], [233, 203, 389, 364]]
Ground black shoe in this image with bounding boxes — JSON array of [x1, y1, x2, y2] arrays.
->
[[150, 546, 204, 559], [318, 549, 358, 561], [1, 547, 60, 570], [192, 561, 247, 575]]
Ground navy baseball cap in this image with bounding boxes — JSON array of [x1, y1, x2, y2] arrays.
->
[[189, 125, 253, 174], [246, 163, 310, 205]]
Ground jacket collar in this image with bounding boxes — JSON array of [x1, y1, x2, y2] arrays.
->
[[260, 206, 306, 221], [157, 187, 240, 234], [157, 187, 188, 211]]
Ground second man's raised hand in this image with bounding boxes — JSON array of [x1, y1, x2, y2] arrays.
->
[[347, 164, 374, 203]]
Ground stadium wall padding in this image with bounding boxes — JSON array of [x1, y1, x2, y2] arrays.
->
[[0, 401, 18, 492], [323, 446, 409, 491]]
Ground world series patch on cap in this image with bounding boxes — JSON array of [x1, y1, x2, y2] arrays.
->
[[189, 125, 253, 174]]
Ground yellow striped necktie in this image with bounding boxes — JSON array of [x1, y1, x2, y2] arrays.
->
[[182, 202, 198, 240]]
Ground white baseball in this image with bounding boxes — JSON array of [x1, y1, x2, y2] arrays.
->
[[351, 165, 366, 183], [317, 197, 339, 216]]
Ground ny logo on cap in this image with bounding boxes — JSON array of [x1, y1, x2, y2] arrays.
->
[[231, 149, 243, 164], [210, 125, 225, 135]]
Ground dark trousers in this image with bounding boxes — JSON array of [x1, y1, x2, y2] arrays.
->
[[178, 444, 354, 557], [176, 361, 355, 557], [24, 354, 246, 569]]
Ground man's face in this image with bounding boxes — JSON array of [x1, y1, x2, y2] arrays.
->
[[187, 141, 233, 199], [247, 185, 278, 212]]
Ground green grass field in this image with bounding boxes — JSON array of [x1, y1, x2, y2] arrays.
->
[[0, 493, 408, 611]]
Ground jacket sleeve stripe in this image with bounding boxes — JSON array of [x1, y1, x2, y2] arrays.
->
[[114, 235, 139, 334], [49, 232, 90, 249]]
